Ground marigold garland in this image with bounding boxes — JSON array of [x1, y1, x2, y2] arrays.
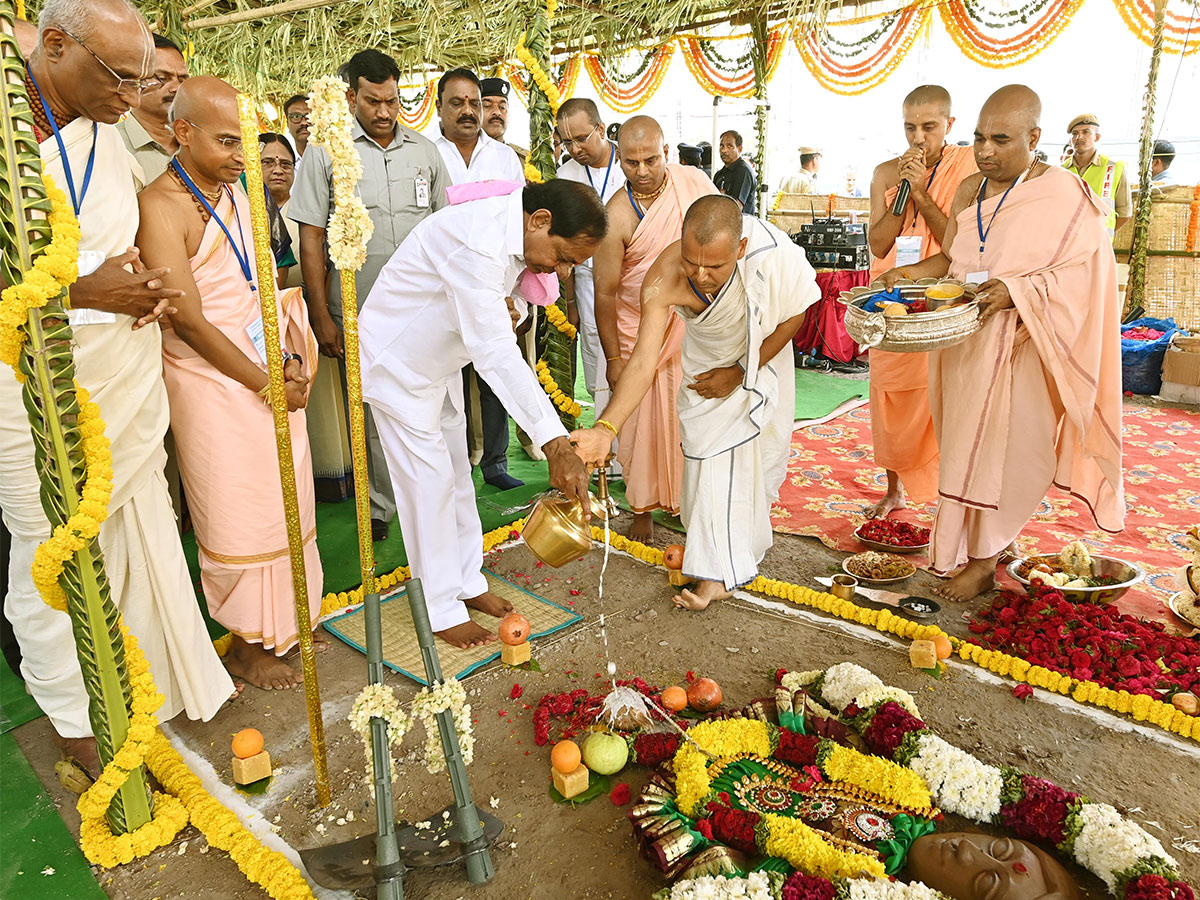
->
[[1186, 184, 1199, 253], [938, 0, 1084, 68], [1111, 0, 1200, 54], [0, 176, 79, 375], [507, 56, 581, 110], [679, 29, 787, 98], [514, 37, 563, 114], [542, 301, 577, 340], [535, 359, 582, 417], [584, 44, 675, 113]]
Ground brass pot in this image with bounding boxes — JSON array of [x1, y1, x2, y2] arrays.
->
[[522, 492, 592, 567]]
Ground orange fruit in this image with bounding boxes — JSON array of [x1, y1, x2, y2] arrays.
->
[[498, 613, 530, 646], [664, 544, 685, 570], [661, 686, 688, 712], [687, 678, 723, 712], [932, 634, 953, 660], [550, 739, 581, 774], [231, 728, 264, 759]]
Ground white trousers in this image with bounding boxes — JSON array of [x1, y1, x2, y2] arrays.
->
[[372, 378, 488, 632], [0, 467, 234, 738]]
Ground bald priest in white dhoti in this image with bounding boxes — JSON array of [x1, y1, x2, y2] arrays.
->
[[573, 196, 818, 610], [359, 179, 603, 649]]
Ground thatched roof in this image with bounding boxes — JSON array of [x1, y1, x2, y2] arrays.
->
[[137, 0, 861, 97]]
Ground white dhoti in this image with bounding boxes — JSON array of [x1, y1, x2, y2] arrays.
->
[[0, 117, 233, 737], [372, 377, 488, 632], [676, 217, 813, 589]]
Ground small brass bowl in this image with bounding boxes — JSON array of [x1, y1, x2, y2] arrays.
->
[[522, 492, 593, 567], [830, 574, 858, 601]]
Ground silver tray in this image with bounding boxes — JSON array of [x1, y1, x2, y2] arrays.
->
[[841, 279, 980, 353], [853, 524, 930, 555]]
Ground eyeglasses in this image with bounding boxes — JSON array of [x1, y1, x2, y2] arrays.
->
[[184, 119, 243, 151], [260, 156, 295, 171], [559, 124, 599, 151], [286, 112, 310, 123], [60, 29, 162, 97]]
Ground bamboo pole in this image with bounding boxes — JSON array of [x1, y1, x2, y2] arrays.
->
[[236, 94, 331, 807], [750, 15, 771, 219], [185, 0, 342, 29], [1125, 0, 1168, 316]]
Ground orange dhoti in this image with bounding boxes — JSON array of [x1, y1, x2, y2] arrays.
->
[[163, 189, 323, 654], [614, 164, 719, 514]]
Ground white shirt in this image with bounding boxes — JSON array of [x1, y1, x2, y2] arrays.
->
[[360, 192, 567, 449], [557, 144, 626, 272], [435, 130, 524, 185]]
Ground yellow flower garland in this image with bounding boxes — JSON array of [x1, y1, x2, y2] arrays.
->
[[535, 359, 582, 417], [585, 529, 1199, 743], [821, 743, 934, 815], [762, 813, 888, 881], [4, 175, 318, 898], [514, 38, 563, 115], [0, 176, 79, 375], [542, 301, 577, 340]]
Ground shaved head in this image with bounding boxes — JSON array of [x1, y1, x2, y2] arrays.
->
[[172, 76, 245, 184], [903, 84, 952, 118], [169, 74, 238, 126], [980, 84, 1042, 134], [974, 84, 1042, 183], [619, 115, 664, 147], [683, 195, 744, 247]]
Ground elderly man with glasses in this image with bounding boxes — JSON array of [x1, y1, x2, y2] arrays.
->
[[2, 0, 236, 783]]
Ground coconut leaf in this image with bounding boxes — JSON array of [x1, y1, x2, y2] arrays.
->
[[0, 10, 152, 833]]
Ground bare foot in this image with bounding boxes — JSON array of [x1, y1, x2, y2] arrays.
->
[[865, 470, 906, 518], [224, 636, 303, 690], [435, 620, 498, 649], [932, 557, 998, 602], [997, 541, 1019, 564], [629, 511, 654, 543], [228, 681, 245, 702], [284, 625, 332, 657], [674, 580, 733, 611], [464, 591, 514, 618], [54, 733, 100, 780]]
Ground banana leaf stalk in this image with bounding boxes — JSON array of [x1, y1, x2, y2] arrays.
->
[[524, 2, 576, 431], [0, 12, 152, 832]]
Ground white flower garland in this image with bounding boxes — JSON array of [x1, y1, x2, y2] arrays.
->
[[410, 677, 474, 774], [780, 670, 823, 693], [848, 878, 946, 900], [1072, 803, 1176, 891], [819, 663, 885, 712], [660, 872, 775, 900], [906, 733, 1003, 822], [306, 75, 374, 273], [348, 684, 411, 784]]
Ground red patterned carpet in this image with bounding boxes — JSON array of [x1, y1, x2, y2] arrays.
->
[[770, 402, 1199, 623]]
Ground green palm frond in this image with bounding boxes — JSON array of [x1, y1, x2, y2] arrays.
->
[[0, 9, 151, 834]]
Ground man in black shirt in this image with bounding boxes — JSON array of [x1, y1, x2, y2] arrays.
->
[[713, 130, 757, 216]]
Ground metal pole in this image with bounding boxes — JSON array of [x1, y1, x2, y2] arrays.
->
[[406, 580, 495, 885], [365, 592, 404, 899], [711, 95, 719, 171]]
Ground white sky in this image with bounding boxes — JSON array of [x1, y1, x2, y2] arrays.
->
[[429, 0, 1200, 189]]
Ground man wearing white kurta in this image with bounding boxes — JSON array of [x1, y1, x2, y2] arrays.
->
[[573, 196, 818, 610], [556, 98, 627, 446], [360, 180, 604, 649], [1, 0, 233, 770]]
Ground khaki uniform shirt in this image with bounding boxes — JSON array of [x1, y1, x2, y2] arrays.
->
[[288, 119, 451, 316]]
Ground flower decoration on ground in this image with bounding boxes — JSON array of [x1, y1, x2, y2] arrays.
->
[[306, 75, 373, 272]]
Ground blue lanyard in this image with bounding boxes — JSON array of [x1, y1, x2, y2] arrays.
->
[[170, 159, 256, 292], [586, 143, 616, 199], [976, 177, 1020, 257], [626, 183, 644, 221], [686, 278, 712, 307], [27, 65, 96, 216], [908, 156, 943, 229]]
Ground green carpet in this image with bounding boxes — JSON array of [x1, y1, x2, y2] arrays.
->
[[1, 661, 42, 734], [794, 368, 868, 421], [0, 732, 107, 899]]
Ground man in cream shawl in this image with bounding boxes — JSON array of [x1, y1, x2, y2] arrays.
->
[[574, 196, 818, 609]]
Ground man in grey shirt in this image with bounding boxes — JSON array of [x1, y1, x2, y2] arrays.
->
[[289, 48, 451, 542], [116, 32, 187, 185]]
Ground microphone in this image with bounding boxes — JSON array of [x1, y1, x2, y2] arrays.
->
[[891, 179, 911, 216]]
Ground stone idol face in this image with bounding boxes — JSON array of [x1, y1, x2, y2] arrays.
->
[[907, 833, 1079, 900]]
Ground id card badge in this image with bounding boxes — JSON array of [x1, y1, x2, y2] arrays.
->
[[246, 316, 269, 365], [415, 172, 430, 208], [895, 235, 923, 267], [964, 270, 989, 284], [67, 250, 118, 326]]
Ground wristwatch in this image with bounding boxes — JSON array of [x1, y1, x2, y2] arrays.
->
[[283, 351, 303, 366]]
